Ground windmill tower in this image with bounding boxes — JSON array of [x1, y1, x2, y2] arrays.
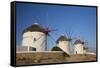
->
[[22, 23, 46, 52], [22, 23, 57, 52], [56, 35, 71, 55], [74, 39, 85, 54]]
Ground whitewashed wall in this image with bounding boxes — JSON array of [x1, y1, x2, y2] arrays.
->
[[57, 41, 70, 54], [22, 31, 46, 52], [74, 44, 84, 54]]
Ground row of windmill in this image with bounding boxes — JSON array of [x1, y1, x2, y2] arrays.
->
[[18, 23, 91, 55]]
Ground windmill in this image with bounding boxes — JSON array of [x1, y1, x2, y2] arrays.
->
[[62, 30, 74, 54], [73, 37, 89, 54], [64, 30, 89, 55], [55, 29, 73, 55], [22, 22, 58, 52]]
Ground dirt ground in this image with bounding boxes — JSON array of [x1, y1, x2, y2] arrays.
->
[[65, 54, 96, 62], [16, 52, 96, 65]]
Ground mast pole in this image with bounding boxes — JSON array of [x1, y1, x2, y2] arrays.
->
[[45, 35, 47, 51]]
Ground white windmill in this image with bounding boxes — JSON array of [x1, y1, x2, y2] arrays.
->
[[56, 35, 72, 55], [74, 39, 87, 54], [22, 23, 57, 52], [22, 23, 46, 52]]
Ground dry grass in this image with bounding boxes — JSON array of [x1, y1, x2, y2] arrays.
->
[[16, 52, 96, 65], [65, 54, 96, 62], [16, 52, 65, 65]]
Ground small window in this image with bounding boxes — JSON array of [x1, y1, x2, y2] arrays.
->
[[34, 38, 36, 42]]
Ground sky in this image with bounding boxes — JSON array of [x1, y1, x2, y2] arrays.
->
[[16, 2, 97, 52]]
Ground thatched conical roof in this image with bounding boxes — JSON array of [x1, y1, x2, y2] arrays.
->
[[74, 39, 84, 45], [22, 23, 44, 34], [56, 35, 71, 43]]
